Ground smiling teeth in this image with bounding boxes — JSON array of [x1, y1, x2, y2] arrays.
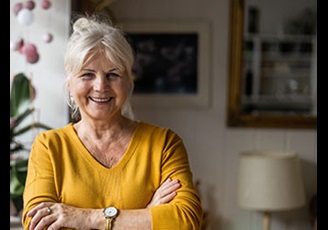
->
[[91, 97, 111, 102]]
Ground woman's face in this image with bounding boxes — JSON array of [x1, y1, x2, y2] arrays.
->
[[68, 52, 131, 121]]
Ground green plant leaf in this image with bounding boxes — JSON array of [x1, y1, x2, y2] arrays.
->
[[9, 73, 53, 198], [10, 108, 34, 130], [10, 73, 32, 118], [12, 123, 53, 138], [10, 107, 53, 141], [10, 159, 28, 198]]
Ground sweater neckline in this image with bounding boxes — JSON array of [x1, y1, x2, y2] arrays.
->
[[66, 121, 143, 172]]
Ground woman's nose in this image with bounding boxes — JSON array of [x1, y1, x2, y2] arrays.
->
[[93, 75, 108, 91]]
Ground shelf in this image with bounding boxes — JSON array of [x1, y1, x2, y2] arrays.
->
[[242, 95, 312, 114], [242, 33, 315, 108]]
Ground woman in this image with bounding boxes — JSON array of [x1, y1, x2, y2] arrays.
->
[[22, 14, 203, 230]]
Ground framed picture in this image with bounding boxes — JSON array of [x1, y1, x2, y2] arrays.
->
[[120, 20, 210, 108]]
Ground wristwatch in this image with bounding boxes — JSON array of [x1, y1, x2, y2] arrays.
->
[[103, 206, 118, 230]]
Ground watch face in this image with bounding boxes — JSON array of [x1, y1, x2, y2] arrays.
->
[[104, 207, 118, 217]]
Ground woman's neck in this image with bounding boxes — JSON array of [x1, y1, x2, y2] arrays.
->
[[75, 116, 134, 141]]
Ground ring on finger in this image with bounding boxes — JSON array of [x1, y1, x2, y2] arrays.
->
[[46, 207, 52, 214]]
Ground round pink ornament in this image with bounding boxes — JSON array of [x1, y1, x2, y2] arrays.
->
[[13, 2, 23, 16], [25, 1, 36, 10], [41, 0, 52, 10], [23, 43, 39, 64], [10, 38, 23, 51], [43, 33, 53, 43]]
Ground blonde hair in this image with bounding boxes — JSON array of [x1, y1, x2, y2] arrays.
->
[[64, 14, 135, 121]]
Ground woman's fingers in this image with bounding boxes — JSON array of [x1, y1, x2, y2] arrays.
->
[[147, 178, 181, 207], [27, 203, 55, 230], [157, 179, 180, 196], [27, 202, 51, 217]]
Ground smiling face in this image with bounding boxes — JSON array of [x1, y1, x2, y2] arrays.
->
[[68, 51, 132, 122]]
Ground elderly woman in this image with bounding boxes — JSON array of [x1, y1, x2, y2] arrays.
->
[[22, 14, 203, 230]]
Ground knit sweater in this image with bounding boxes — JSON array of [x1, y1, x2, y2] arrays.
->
[[22, 121, 203, 229]]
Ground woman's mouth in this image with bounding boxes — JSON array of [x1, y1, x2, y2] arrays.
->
[[89, 97, 113, 103]]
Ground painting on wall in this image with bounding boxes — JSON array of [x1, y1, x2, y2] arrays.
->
[[128, 33, 198, 94], [121, 20, 210, 108]]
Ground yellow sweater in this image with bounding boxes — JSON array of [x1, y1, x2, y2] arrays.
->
[[22, 121, 203, 229]]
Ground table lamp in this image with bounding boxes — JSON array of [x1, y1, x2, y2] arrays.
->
[[237, 150, 306, 230]]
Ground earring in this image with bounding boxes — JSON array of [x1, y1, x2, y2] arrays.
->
[[69, 95, 74, 104]]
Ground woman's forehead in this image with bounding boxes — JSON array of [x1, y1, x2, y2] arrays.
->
[[83, 51, 113, 68]]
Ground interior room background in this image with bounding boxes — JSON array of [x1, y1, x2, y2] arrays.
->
[[10, 0, 317, 229]]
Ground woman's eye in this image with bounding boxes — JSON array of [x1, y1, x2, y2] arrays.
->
[[107, 72, 120, 78], [81, 73, 94, 79]]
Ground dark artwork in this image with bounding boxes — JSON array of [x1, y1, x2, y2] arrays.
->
[[126, 33, 198, 94]]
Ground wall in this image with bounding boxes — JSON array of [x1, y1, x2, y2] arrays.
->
[[10, 0, 317, 230], [10, 0, 71, 131]]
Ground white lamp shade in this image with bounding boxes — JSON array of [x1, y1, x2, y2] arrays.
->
[[237, 150, 306, 211]]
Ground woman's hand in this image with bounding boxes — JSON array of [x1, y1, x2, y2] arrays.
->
[[147, 178, 181, 208], [27, 202, 101, 230], [26, 178, 180, 229]]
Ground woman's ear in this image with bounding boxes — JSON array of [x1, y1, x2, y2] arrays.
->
[[66, 80, 70, 89], [128, 80, 134, 96], [66, 79, 71, 92]]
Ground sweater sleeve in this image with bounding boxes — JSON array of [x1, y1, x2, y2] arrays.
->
[[150, 130, 203, 230], [21, 132, 59, 229]]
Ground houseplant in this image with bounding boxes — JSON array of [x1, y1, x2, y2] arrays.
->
[[10, 72, 52, 214]]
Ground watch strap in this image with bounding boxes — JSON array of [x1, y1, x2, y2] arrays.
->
[[105, 217, 113, 230]]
